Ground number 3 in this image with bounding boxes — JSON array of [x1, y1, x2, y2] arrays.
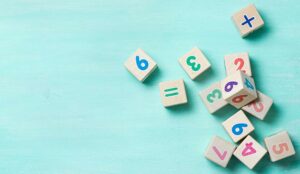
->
[[186, 56, 201, 71], [207, 89, 222, 103], [272, 143, 289, 154]]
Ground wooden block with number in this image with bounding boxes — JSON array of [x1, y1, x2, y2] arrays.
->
[[159, 79, 187, 107], [222, 110, 254, 143], [124, 48, 157, 82], [204, 136, 236, 168], [264, 131, 296, 162], [221, 70, 257, 108], [242, 91, 273, 120], [232, 4, 264, 37], [178, 47, 211, 80], [224, 52, 252, 76], [199, 82, 228, 114], [233, 135, 267, 169]]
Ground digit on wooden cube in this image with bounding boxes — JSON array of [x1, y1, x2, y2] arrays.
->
[[159, 79, 187, 107], [204, 136, 236, 168], [178, 47, 211, 80], [264, 131, 296, 162], [222, 110, 254, 143], [234, 135, 267, 169], [242, 91, 273, 120], [232, 4, 264, 37], [221, 70, 257, 109], [199, 81, 228, 114], [124, 48, 157, 82], [224, 52, 252, 76]]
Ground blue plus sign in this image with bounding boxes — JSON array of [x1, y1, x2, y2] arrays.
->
[[241, 15, 255, 28]]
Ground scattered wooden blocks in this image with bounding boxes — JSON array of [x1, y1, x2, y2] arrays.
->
[[204, 136, 236, 168], [234, 135, 267, 169], [159, 79, 187, 107], [224, 52, 252, 76], [242, 91, 273, 120], [178, 47, 211, 80], [199, 81, 228, 114], [222, 110, 254, 143], [232, 4, 264, 37], [221, 70, 257, 108], [264, 131, 296, 162], [124, 48, 157, 82]]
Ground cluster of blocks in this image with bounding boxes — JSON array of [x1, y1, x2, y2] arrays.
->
[[124, 4, 296, 170]]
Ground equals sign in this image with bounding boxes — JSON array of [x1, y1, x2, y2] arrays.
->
[[164, 87, 179, 97]]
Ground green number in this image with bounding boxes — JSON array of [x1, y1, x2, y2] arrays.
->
[[186, 56, 201, 71], [207, 89, 222, 103]]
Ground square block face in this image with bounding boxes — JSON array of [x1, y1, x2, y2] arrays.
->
[[242, 91, 273, 120], [222, 110, 254, 143], [232, 4, 264, 37], [199, 82, 228, 114], [234, 135, 267, 169], [264, 131, 296, 162], [124, 48, 157, 82], [159, 79, 187, 107], [224, 52, 252, 76], [204, 136, 236, 168], [178, 47, 211, 80], [221, 71, 257, 109]]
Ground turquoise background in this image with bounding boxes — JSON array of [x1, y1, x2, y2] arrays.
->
[[0, 0, 299, 173]]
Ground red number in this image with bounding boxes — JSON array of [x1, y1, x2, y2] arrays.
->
[[234, 58, 246, 73], [272, 143, 289, 154], [249, 101, 264, 112], [232, 95, 248, 103]]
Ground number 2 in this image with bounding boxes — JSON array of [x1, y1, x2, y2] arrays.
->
[[207, 89, 222, 103], [186, 56, 201, 71], [136, 56, 149, 70], [234, 58, 246, 73], [272, 143, 289, 154]]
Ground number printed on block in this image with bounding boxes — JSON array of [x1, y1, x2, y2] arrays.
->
[[264, 131, 296, 162], [178, 47, 211, 80], [242, 91, 273, 120], [232, 4, 264, 37], [204, 136, 236, 168], [221, 70, 257, 108], [234, 135, 267, 169], [124, 48, 158, 82], [224, 52, 252, 76], [159, 79, 188, 107], [199, 82, 228, 114], [222, 110, 254, 142]]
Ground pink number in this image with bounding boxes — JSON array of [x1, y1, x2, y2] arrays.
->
[[242, 142, 256, 156], [212, 146, 227, 160], [249, 101, 264, 112], [232, 95, 248, 103], [234, 58, 246, 73], [272, 143, 289, 154]]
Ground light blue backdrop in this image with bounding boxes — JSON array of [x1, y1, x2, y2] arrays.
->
[[0, 0, 299, 173]]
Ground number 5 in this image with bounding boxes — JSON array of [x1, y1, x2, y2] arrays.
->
[[272, 143, 289, 154]]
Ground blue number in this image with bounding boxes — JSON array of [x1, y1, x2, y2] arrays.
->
[[245, 78, 254, 90], [136, 56, 149, 70], [232, 123, 248, 135]]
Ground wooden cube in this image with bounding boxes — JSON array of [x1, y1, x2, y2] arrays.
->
[[222, 110, 254, 143], [178, 47, 211, 80], [233, 135, 267, 169], [264, 131, 296, 162], [159, 79, 187, 107], [224, 52, 252, 76], [232, 4, 264, 37], [124, 48, 157, 82], [204, 136, 236, 168], [199, 81, 228, 114], [242, 91, 273, 120], [221, 70, 257, 108]]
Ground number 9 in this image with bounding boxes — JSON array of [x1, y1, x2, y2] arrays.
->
[[232, 123, 248, 135]]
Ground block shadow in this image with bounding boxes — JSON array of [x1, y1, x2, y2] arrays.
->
[[143, 67, 162, 87]]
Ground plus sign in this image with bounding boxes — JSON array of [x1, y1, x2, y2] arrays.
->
[[241, 15, 255, 28]]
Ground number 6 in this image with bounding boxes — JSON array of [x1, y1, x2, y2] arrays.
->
[[232, 123, 248, 135], [136, 56, 149, 70]]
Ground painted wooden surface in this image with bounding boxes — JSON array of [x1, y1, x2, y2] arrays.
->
[[0, 0, 299, 173]]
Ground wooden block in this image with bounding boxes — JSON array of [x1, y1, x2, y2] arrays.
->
[[264, 131, 296, 162], [221, 70, 257, 108], [233, 135, 267, 169], [224, 52, 252, 76], [232, 4, 264, 37], [199, 81, 228, 114], [178, 47, 211, 80], [222, 110, 254, 143], [242, 91, 273, 120], [159, 79, 187, 107], [124, 48, 157, 82], [204, 136, 236, 168]]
